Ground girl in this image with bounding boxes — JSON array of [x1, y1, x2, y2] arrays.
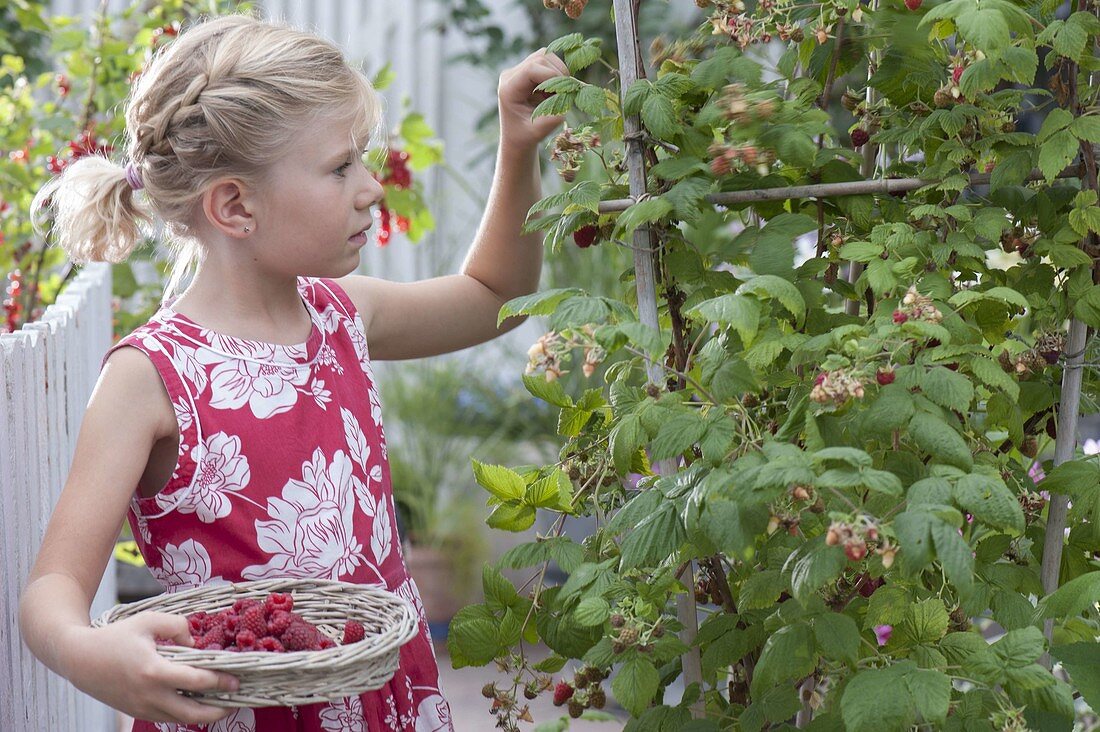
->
[[20, 13, 568, 730]]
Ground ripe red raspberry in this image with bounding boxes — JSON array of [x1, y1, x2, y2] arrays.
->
[[892, 310, 908, 324], [267, 610, 293, 636], [195, 626, 227, 650], [222, 613, 240, 634], [241, 606, 267, 638], [552, 681, 574, 706], [235, 630, 259, 651], [342, 620, 366, 645], [260, 637, 286, 653], [264, 592, 294, 615], [952, 66, 964, 84], [904, 0, 922, 9], [186, 612, 209, 636], [232, 598, 261, 615], [281, 622, 319, 651], [876, 368, 896, 386], [851, 129, 870, 147], [319, 638, 336, 650], [573, 225, 598, 249]]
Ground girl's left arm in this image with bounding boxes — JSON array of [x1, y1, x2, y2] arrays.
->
[[336, 50, 570, 361]]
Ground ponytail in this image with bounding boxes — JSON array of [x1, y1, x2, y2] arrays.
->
[[31, 155, 153, 264]]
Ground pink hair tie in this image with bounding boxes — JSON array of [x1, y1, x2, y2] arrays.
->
[[124, 161, 144, 191]]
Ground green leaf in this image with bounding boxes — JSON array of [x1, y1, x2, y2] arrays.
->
[[1039, 129, 1078, 182], [1074, 286, 1100, 329], [649, 411, 708, 462], [573, 597, 610, 627], [930, 518, 975, 592], [1041, 459, 1100, 498], [617, 197, 673, 235], [991, 150, 1033, 193], [1053, 12, 1088, 59], [448, 616, 500, 666], [786, 540, 847, 604], [750, 622, 817, 697], [688, 295, 760, 346], [1071, 115, 1100, 143], [908, 412, 974, 471], [522, 373, 573, 408], [955, 4, 1011, 50], [955, 473, 1025, 532], [641, 93, 679, 140], [970, 355, 1020, 400], [610, 414, 645, 475], [498, 288, 584, 325], [906, 667, 951, 726], [612, 656, 659, 717], [921, 366, 975, 410], [994, 627, 1046, 667], [565, 42, 602, 74], [897, 598, 950, 647], [1051, 643, 1100, 713], [1035, 571, 1100, 619], [619, 502, 685, 569], [739, 275, 806, 323], [842, 665, 915, 732], [814, 613, 860, 665], [487, 502, 537, 532], [471, 459, 527, 501]]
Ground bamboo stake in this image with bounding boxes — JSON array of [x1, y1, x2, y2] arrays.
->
[[596, 165, 1085, 213], [1040, 0, 1098, 663], [612, 0, 705, 717]]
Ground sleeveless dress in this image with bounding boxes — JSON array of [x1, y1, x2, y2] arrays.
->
[[101, 276, 454, 732]]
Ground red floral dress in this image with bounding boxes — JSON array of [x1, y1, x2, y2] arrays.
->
[[102, 277, 453, 732]]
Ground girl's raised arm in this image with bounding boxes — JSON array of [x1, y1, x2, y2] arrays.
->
[[18, 345, 238, 724]]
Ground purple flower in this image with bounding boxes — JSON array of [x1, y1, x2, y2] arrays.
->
[[874, 624, 892, 646], [1028, 460, 1045, 484]]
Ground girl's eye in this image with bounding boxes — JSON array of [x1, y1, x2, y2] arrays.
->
[[334, 161, 351, 176]]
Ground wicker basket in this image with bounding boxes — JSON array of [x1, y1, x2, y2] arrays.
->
[[93, 578, 419, 708]]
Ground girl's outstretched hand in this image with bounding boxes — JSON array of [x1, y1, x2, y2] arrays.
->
[[498, 49, 571, 149], [62, 611, 239, 724]]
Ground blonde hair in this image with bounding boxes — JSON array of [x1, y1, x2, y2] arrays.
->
[[32, 13, 384, 302]]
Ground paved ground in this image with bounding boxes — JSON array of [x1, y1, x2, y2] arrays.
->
[[117, 641, 627, 731]]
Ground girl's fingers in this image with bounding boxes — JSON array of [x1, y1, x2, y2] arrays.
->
[[157, 694, 233, 725], [165, 664, 240, 694], [139, 612, 193, 646]]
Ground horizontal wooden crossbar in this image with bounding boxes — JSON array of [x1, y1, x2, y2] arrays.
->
[[596, 165, 1086, 213]]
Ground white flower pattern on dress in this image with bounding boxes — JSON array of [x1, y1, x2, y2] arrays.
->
[[320, 696, 367, 732], [157, 432, 250, 522], [310, 378, 333, 410], [149, 539, 225, 592], [415, 693, 453, 732], [242, 448, 366, 580], [197, 347, 311, 419]]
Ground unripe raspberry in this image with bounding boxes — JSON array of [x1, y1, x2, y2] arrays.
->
[[610, 613, 625, 628], [524, 683, 539, 700], [589, 686, 606, 709], [826, 525, 842, 546], [844, 540, 868, 562], [568, 699, 585, 718], [482, 683, 496, 699], [618, 627, 639, 645]]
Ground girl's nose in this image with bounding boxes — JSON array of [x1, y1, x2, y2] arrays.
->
[[358, 169, 384, 210]]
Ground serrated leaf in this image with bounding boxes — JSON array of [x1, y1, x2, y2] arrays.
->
[[814, 613, 860, 665], [487, 502, 537, 532], [908, 412, 974, 470], [619, 502, 685, 569], [498, 288, 584, 325], [1035, 571, 1100, 619], [786, 539, 847, 604], [1051, 643, 1100, 713], [922, 366, 975, 410], [739, 275, 806, 323], [1039, 129, 1078, 182], [641, 93, 679, 140], [970, 355, 1020, 400], [750, 622, 816, 697], [617, 197, 672, 235], [612, 657, 659, 717], [688, 294, 760, 346], [472, 459, 527, 501], [574, 597, 610, 627], [955, 473, 1025, 532]]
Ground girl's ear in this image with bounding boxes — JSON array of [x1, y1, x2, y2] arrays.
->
[[201, 178, 255, 238]]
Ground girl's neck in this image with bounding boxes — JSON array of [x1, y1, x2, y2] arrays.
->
[[169, 268, 312, 346]]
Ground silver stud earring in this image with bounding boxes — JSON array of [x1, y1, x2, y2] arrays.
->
[[243, 226, 251, 233]]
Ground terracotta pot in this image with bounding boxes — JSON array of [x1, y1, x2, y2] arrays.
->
[[404, 544, 465, 630]]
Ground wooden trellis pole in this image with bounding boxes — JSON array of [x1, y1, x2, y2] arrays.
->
[[612, 0, 706, 717]]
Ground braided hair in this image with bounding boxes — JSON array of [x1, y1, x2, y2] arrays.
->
[[33, 13, 383, 302]]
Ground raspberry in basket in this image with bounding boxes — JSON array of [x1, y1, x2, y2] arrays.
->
[[235, 629, 259, 651], [282, 621, 321, 651], [259, 636, 286, 653], [267, 609, 293, 636], [232, 597, 261, 614], [240, 606, 267, 637], [342, 620, 365, 645], [264, 592, 294, 615]]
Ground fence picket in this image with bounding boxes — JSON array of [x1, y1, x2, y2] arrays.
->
[[1, 263, 115, 731]]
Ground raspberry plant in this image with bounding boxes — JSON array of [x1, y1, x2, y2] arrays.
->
[[450, 0, 1100, 729]]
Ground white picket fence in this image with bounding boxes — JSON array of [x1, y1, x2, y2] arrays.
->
[[0, 262, 117, 732]]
